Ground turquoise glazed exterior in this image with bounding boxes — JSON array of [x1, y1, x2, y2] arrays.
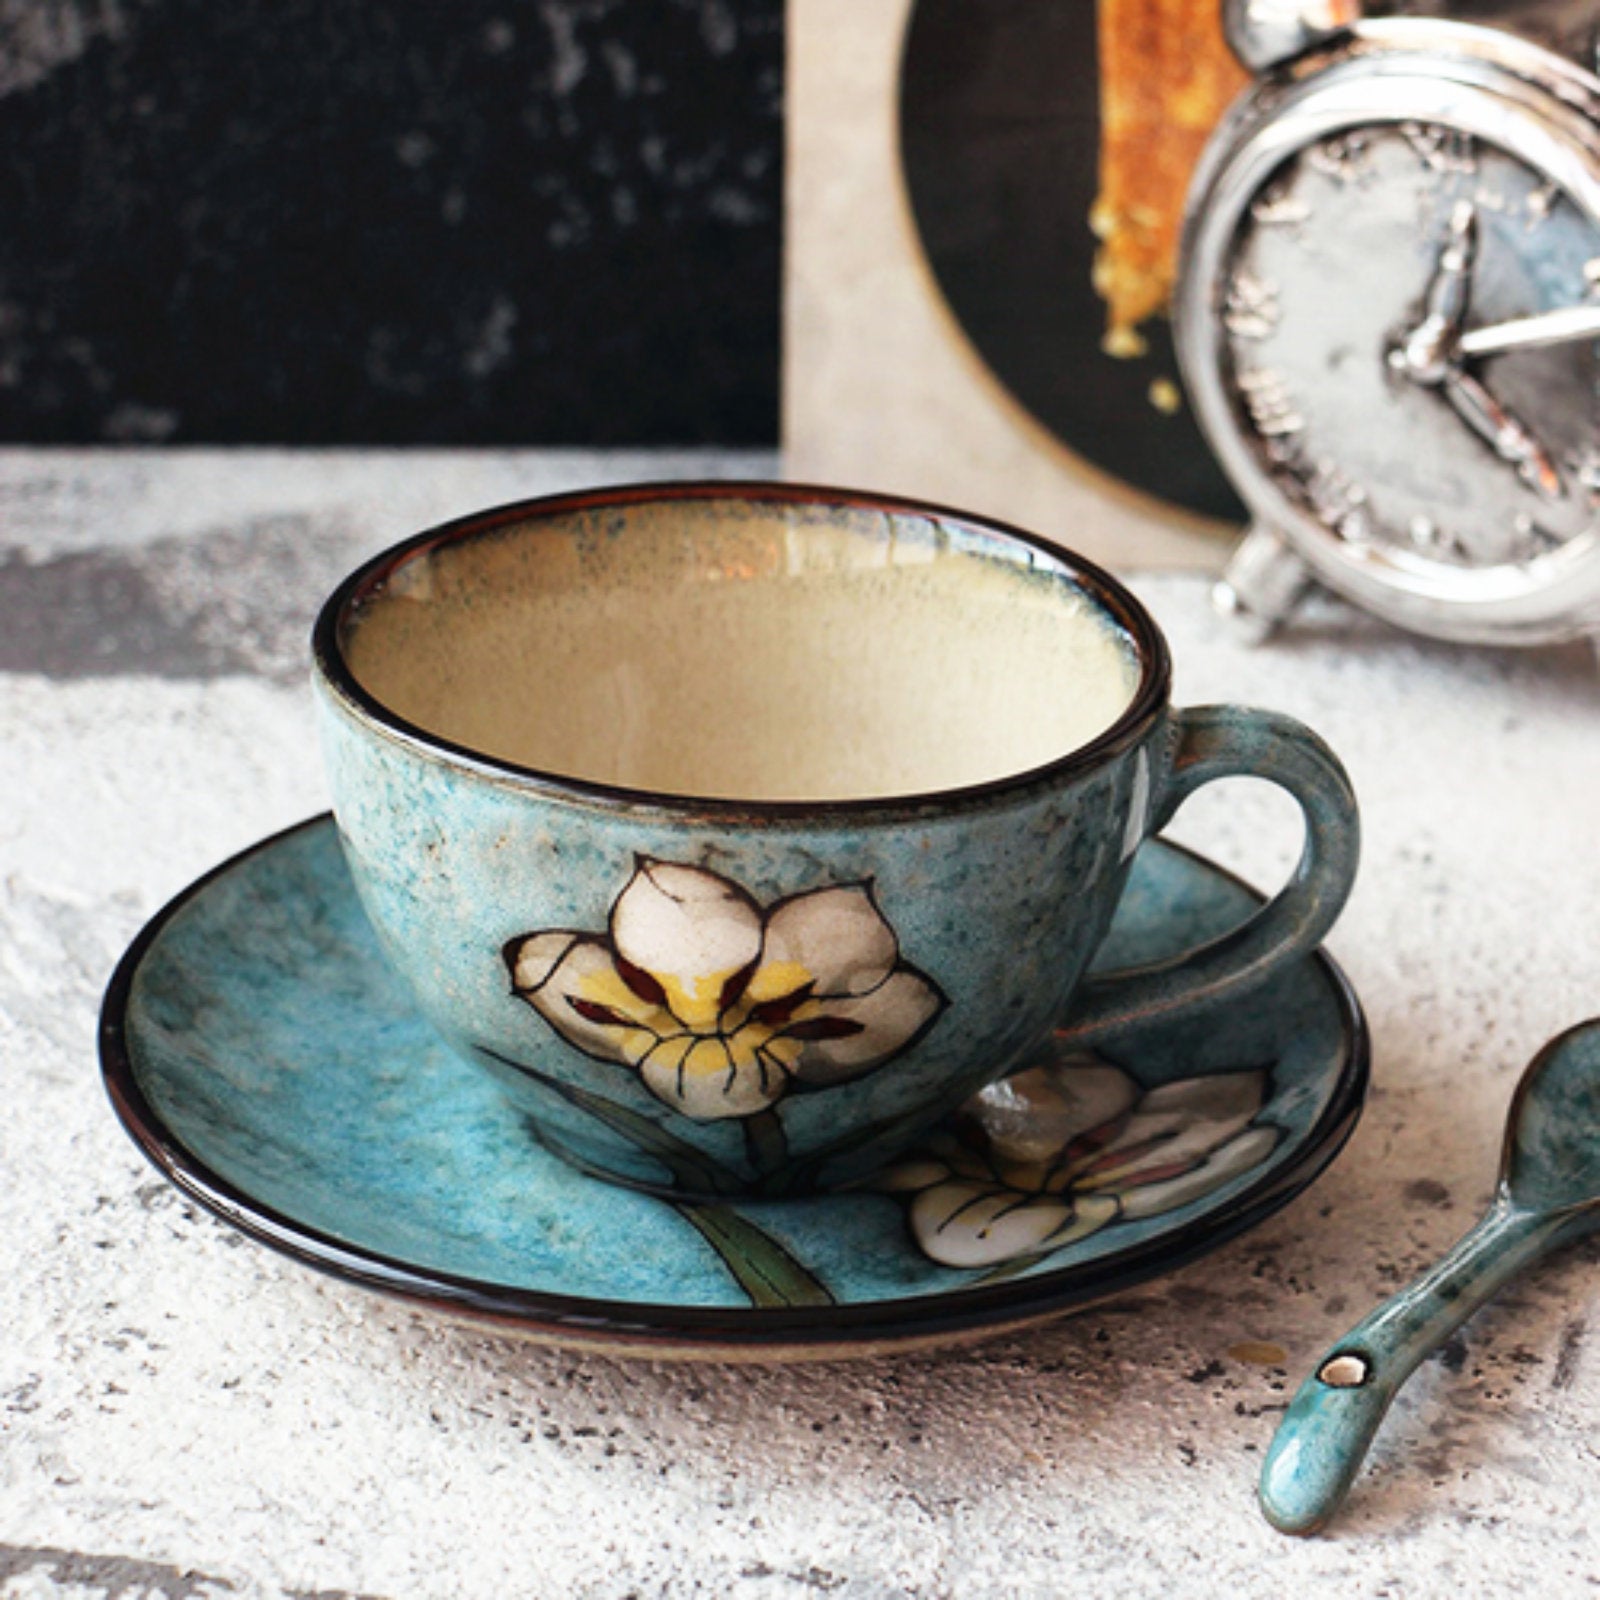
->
[[311, 484, 1361, 1198], [100, 817, 1369, 1358], [1259, 1018, 1600, 1535]]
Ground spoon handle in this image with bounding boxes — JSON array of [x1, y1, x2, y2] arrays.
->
[[1259, 1200, 1561, 1535]]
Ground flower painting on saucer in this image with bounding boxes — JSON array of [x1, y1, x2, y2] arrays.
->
[[882, 1058, 1282, 1270], [504, 859, 948, 1122]]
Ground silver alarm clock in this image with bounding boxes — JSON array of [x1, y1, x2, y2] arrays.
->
[[1176, 0, 1600, 646]]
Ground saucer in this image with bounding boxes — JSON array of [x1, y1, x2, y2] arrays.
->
[[102, 816, 1368, 1360]]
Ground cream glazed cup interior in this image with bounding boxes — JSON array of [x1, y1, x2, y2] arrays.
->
[[330, 489, 1150, 806]]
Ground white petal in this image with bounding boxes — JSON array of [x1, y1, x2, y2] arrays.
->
[[783, 968, 945, 1087], [610, 859, 764, 1027], [1098, 1069, 1270, 1176], [909, 1182, 1082, 1269], [755, 884, 899, 999], [510, 935, 666, 1066], [1119, 1126, 1280, 1219], [1136, 1068, 1270, 1129], [968, 1060, 1140, 1165], [638, 1034, 784, 1121], [874, 1157, 954, 1194], [506, 930, 581, 993]]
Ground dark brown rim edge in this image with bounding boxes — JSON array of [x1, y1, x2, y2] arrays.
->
[[310, 480, 1174, 825], [99, 814, 1370, 1354]]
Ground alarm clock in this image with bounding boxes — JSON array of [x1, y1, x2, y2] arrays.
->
[[1175, 0, 1600, 646]]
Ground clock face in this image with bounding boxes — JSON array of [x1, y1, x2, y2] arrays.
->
[[1218, 120, 1600, 578]]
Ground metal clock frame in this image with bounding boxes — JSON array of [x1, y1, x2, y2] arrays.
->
[[1177, 17, 1600, 645]]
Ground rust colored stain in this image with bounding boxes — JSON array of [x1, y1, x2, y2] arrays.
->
[[1229, 1339, 1289, 1366]]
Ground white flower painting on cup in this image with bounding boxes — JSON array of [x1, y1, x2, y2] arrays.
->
[[505, 859, 947, 1122], [882, 1058, 1282, 1269]]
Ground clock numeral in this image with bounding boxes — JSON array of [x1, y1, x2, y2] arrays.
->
[[1236, 367, 1303, 437], [1399, 123, 1475, 177], [1408, 516, 1473, 564], [1307, 133, 1372, 185], [1513, 515, 1565, 559], [1224, 272, 1281, 341], [1524, 183, 1559, 231], [1304, 462, 1370, 543], [1336, 509, 1373, 545], [1566, 445, 1600, 498], [1249, 185, 1311, 228]]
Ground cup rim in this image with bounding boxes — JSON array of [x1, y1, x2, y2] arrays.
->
[[311, 480, 1173, 822]]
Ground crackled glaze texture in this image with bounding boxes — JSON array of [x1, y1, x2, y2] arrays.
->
[[106, 818, 1366, 1352], [319, 688, 1157, 1193], [312, 487, 1360, 1196], [1260, 1019, 1600, 1535]]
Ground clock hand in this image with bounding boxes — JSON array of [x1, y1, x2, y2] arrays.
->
[[1440, 366, 1564, 501], [1457, 302, 1600, 359], [1391, 200, 1478, 384], [1386, 201, 1563, 501]]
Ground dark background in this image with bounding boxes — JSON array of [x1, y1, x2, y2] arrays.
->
[[0, 0, 783, 445]]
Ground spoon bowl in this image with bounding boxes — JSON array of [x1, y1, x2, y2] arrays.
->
[[1501, 1020, 1600, 1215]]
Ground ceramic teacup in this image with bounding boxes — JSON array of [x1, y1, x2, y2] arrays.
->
[[311, 483, 1359, 1199]]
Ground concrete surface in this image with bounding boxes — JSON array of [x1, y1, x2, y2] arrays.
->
[[3, 449, 1599, 1598]]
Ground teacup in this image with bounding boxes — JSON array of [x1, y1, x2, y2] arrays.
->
[[311, 483, 1359, 1199]]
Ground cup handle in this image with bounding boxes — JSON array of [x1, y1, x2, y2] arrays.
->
[[1060, 705, 1360, 1050]]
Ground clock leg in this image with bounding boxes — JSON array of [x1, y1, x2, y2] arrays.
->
[[1212, 521, 1314, 642]]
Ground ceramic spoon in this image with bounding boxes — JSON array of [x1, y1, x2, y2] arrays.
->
[[1259, 1018, 1600, 1535]]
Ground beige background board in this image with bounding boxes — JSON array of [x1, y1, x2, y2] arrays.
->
[[783, 0, 1236, 571]]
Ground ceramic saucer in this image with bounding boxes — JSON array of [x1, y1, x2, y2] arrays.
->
[[102, 816, 1367, 1360]]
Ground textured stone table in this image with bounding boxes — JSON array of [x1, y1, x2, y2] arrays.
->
[[3, 451, 1598, 1599]]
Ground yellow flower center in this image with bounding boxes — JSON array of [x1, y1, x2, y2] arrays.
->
[[574, 957, 822, 1066]]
